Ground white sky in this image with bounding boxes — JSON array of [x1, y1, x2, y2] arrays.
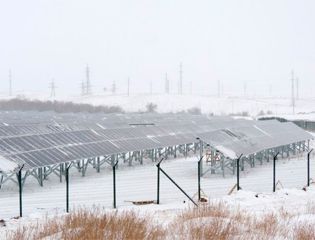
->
[[0, 0, 314, 97]]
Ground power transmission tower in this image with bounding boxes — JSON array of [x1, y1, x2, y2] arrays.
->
[[190, 81, 192, 95], [86, 65, 91, 95], [127, 77, 130, 96], [291, 70, 295, 114], [165, 72, 169, 94], [217, 80, 220, 97], [150, 81, 153, 95], [111, 81, 116, 95], [49, 79, 56, 98], [178, 62, 183, 95], [243, 82, 247, 98], [81, 80, 86, 96], [296, 77, 299, 100], [9, 69, 12, 96]]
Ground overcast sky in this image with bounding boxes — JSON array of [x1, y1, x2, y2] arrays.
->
[[0, 0, 314, 97]]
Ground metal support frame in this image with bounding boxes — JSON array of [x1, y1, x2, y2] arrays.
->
[[156, 158, 197, 206], [198, 156, 203, 201], [65, 162, 73, 213], [18, 165, 24, 217], [307, 149, 313, 187], [273, 152, 280, 192], [0, 139, 311, 190], [112, 160, 118, 209], [236, 154, 243, 191]]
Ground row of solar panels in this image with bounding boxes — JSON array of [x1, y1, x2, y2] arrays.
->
[[0, 113, 313, 172], [0, 117, 251, 156], [199, 121, 312, 158], [1, 120, 313, 171], [0, 112, 221, 137]]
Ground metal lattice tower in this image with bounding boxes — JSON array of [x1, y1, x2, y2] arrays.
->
[[178, 62, 183, 95], [243, 82, 247, 97], [150, 81, 153, 95], [190, 81, 192, 95], [165, 72, 169, 94], [86, 65, 91, 95], [49, 80, 56, 98], [127, 77, 130, 96], [111, 81, 116, 95], [9, 69, 12, 96], [296, 77, 299, 100], [81, 80, 86, 96], [291, 70, 295, 114], [217, 80, 221, 97]]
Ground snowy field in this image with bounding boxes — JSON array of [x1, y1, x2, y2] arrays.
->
[[1, 151, 315, 238], [0, 149, 314, 220], [1, 93, 315, 116], [0, 94, 315, 238]]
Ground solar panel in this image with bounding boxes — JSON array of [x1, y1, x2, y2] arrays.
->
[[0, 113, 313, 172]]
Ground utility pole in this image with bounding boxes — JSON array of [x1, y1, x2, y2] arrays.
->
[[127, 77, 130, 96], [291, 70, 295, 114], [86, 65, 91, 95], [165, 73, 169, 94], [296, 77, 299, 100], [243, 82, 247, 98], [217, 80, 220, 98], [190, 81, 192, 95], [49, 79, 56, 98], [9, 69, 12, 96], [81, 80, 86, 96], [111, 81, 116, 95], [178, 62, 183, 95]]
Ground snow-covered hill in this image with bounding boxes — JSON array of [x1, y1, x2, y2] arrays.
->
[[1, 92, 315, 116]]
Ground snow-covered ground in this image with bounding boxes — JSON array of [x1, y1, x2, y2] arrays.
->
[[1, 152, 315, 238], [0, 150, 313, 220], [1, 93, 315, 116]]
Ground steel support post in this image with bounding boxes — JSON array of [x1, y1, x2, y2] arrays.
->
[[18, 165, 24, 217], [113, 161, 118, 209], [273, 153, 279, 192], [307, 149, 313, 187], [198, 157, 203, 201], [65, 163, 72, 213], [156, 158, 164, 204], [237, 154, 243, 191]]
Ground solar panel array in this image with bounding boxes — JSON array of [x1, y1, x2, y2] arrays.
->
[[0, 112, 312, 172]]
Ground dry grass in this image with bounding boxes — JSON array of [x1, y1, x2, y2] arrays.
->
[[294, 224, 315, 240], [6, 208, 164, 240], [5, 202, 315, 240]]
